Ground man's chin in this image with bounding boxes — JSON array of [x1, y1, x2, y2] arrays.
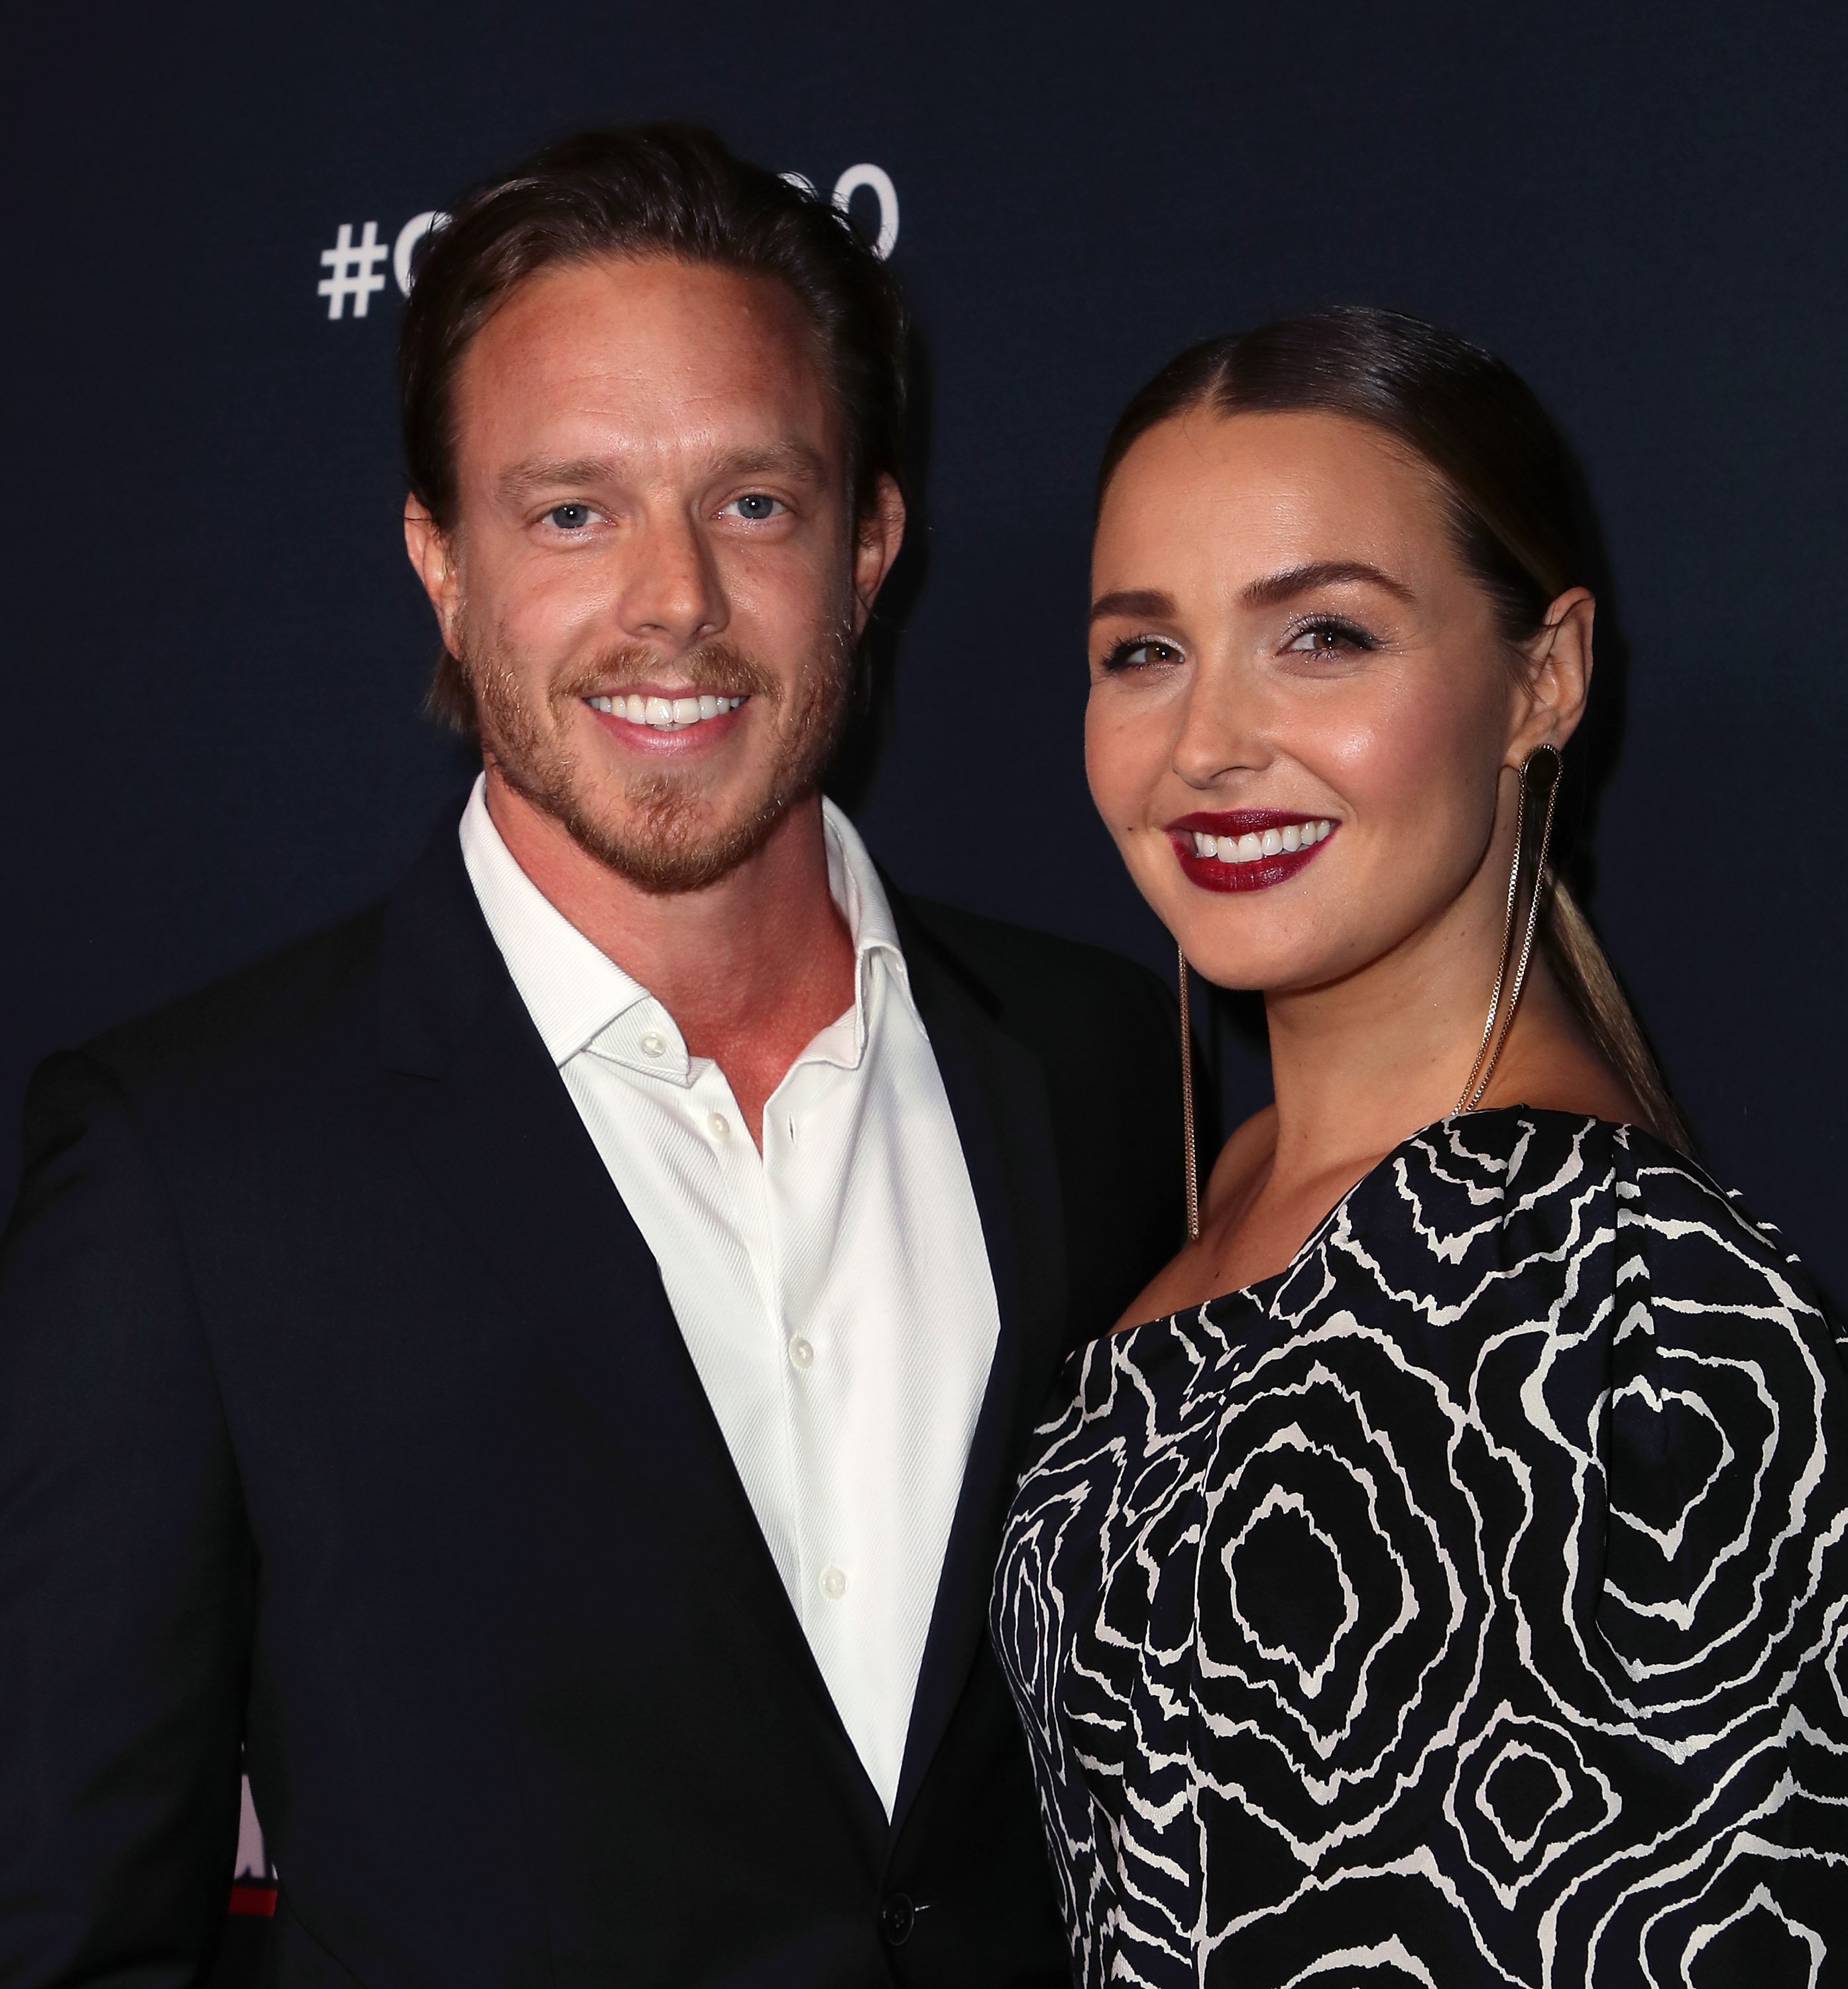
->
[[552, 785, 803, 896], [477, 654, 846, 895]]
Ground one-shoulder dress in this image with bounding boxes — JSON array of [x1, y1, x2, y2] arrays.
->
[[991, 1110, 1848, 1986]]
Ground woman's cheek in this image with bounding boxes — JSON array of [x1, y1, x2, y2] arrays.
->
[[1083, 691, 1153, 830], [1317, 678, 1473, 835], [1326, 725, 1419, 827]]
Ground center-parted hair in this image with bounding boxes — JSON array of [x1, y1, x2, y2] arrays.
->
[[398, 124, 909, 731], [1101, 306, 1690, 1150]]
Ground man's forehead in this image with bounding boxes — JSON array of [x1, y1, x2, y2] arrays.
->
[[456, 255, 837, 449]]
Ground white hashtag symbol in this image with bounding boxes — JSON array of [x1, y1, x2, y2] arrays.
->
[[318, 221, 388, 320]]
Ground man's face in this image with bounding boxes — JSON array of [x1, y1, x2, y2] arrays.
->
[[409, 254, 899, 891]]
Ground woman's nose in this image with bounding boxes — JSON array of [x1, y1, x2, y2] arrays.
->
[[1171, 666, 1273, 788]]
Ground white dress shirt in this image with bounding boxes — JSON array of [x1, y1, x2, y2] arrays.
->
[[458, 777, 1002, 1813]]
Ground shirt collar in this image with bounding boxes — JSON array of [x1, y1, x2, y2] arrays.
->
[[457, 774, 911, 1079]]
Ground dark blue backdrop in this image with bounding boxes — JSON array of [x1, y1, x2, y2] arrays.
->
[[9, 9, 1842, 1287], [11, 1, 1847, 1964]]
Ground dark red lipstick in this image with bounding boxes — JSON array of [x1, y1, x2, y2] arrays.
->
[[1167, 809, 1338, 894]]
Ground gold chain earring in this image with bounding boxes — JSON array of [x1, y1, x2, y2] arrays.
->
[[1454, 744, 1562, 1116], [1178, 943, 1200, 1242]]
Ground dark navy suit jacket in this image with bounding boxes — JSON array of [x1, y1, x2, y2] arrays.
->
[[0, 807, 1184, 1988]]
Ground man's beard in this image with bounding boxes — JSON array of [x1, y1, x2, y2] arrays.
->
[[459, 611, 855, 894]]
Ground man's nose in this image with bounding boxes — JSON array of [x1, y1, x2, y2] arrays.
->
[[614, 511, 729, 650]]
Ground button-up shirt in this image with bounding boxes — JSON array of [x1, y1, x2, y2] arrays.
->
[[459, 777, 1002, 1813]]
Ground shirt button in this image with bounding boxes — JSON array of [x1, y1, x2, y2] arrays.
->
[[819, 1564, 847, 1600], [638, 1029, 667, 1057], [707, 1111, 730, 1140], [787, 1336, 815, 1370]]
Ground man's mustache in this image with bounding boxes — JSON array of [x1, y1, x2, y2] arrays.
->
[[554, 641, 782, 705]]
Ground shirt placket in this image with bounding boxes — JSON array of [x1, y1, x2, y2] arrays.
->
[[694, 1061, 812, 1589], [760, 1063, 842, 1647]]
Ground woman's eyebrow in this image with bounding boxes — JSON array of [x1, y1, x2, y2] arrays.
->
[[1242, 560, 1415, 607], [1090, 564, 1415, 627], [1088, 588, 1177, 626]]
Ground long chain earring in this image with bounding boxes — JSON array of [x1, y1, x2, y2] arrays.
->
[[1454, 743, 1562, 1116], [1178, 943, 1201, 1242]]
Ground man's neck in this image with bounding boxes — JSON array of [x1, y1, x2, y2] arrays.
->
[[483, 769, 859, 1143]]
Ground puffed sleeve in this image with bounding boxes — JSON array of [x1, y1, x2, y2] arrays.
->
[[1590, 1135, 1848, 1976]]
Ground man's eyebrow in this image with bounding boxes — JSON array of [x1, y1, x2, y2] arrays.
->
[[715, 442, 831, 483], [496, 457, 616, 504], [495, 442, 832, 507], [1241, 560, 1415, 608], [1088, 588, 1177, 627]]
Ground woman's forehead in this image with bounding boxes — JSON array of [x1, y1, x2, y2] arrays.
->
[[1094, 408, 1454, 591]]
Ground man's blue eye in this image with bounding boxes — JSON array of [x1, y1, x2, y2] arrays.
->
[[732, 493, 779, 520], [547, 503, 592, 530]]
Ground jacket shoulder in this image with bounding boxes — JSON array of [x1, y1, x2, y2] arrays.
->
[[895, 894, 1175, 1046], [78, 903, 386, 1096]]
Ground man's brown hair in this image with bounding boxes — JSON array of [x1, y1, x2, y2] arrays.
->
[[398, 123, 909, 733]]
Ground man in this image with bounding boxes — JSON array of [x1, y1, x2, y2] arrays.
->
[[0, 128, 1182, 1987]]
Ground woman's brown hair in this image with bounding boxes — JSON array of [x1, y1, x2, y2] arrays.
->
[[1100, 304, 1692, 1152]]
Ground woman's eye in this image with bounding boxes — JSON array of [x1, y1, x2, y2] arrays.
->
[[544, 503, 595, 532], [725, 493, 783, 522], [1101, 637, 1185, 673], [1285, 619, 1375, 658]]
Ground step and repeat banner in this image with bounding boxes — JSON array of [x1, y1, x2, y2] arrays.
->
[[9, 1, 1847, 1976]]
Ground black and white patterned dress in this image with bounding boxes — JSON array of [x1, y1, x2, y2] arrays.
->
[[992, 1110, 1848, 1986]]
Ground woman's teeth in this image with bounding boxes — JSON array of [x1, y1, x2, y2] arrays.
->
[[1191, 819, 1334, 862], [587, 692, 746, 731]]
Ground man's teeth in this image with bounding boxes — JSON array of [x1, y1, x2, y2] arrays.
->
[[1192, 820, 1334, 862], [587, 692, 747, 730]]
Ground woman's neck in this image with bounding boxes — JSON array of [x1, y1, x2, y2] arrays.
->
[[1116, 909, 1639, 1331], [1263, 924, 1637, 1199]]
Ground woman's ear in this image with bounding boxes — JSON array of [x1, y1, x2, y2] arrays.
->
[[1510, 587, 1594, 762]]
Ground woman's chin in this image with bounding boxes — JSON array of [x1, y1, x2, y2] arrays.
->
[[1149, 893, 1328, 989], [1174, 928, 1396, 1000], [1167, 938, 1303, 994]]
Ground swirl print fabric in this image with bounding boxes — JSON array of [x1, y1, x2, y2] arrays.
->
[[992, 1111, 1848, 1986]]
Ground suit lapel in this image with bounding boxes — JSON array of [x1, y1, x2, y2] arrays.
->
[[375, 815, 864, 1769], [886, 897, 1069, 1831]]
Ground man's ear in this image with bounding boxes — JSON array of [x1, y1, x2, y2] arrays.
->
[[404, 495, 463, 654], [1509, 587, 1594, 764], [850, 473, 907, 635]]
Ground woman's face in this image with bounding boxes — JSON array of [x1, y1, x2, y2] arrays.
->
[[1086, 407, 1574, 994]]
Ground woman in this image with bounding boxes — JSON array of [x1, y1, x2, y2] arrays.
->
[[991, 308, 1847, 1986]]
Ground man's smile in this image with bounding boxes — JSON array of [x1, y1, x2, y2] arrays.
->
[[585, 690, 749, 732]]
